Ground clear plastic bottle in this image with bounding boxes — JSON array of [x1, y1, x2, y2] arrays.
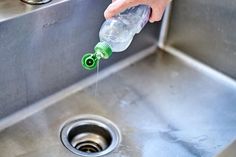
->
[[99, 5, 150, 52], [82, 5, 150, 70]]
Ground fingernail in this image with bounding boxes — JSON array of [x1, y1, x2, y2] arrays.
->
[[149, 20, 154, 23]]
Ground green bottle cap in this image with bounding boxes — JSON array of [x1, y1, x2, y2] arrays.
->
[[94, 42, 112, 59], [81, 42, 112, 70], [81, 53, 98, 70]]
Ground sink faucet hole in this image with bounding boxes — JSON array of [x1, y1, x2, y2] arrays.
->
[[60, 115, 121, 156]]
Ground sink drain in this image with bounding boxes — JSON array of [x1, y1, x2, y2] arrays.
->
[[60, 115, 121, 156]]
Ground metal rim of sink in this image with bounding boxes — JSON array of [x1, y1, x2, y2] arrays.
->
[[60, 115, 121, 157], [21, 0, 52, 5]]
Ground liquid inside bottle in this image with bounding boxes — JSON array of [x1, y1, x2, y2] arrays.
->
[[99, 5, 150, 52]]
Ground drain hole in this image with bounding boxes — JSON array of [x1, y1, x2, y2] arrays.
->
[[60, 116, 121, 156], [75, 141, 102, 153], [69, 125, 111, 153]]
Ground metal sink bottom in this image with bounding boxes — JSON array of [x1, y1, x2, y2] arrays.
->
[[0, 49, 236, 157]]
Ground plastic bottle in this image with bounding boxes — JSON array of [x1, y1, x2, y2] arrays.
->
[[82, 5, 150, 70]]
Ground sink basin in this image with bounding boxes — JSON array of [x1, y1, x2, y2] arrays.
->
[[0, 49, 235, 157]]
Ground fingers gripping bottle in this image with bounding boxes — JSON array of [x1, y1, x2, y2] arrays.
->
[[81, 5, 150, 70]]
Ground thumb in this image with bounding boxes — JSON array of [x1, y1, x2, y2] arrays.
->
[[104, 0, 142, 19], [149, 5, 165, 22]]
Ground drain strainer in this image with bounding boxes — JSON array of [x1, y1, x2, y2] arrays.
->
[[60, 115, 121, 157]]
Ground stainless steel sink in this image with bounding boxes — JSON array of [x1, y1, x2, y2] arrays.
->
[[0, 49, 235, 157], [0, 0, 236, 157]]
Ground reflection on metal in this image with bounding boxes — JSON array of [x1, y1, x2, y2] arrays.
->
[[21, 0, 52, 5], [158, 2, 172, 48]]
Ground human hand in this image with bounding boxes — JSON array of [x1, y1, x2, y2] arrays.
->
[[104, 0, 171, 23]]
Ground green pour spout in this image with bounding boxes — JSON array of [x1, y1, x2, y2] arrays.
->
[[81, 42, 112, 70]]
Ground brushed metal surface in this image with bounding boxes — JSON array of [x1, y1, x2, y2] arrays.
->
[[0, 0, 63, 22], [166, 0, 236, 79], [0, 0, 160, 119], [0, 50, 235, 157]]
